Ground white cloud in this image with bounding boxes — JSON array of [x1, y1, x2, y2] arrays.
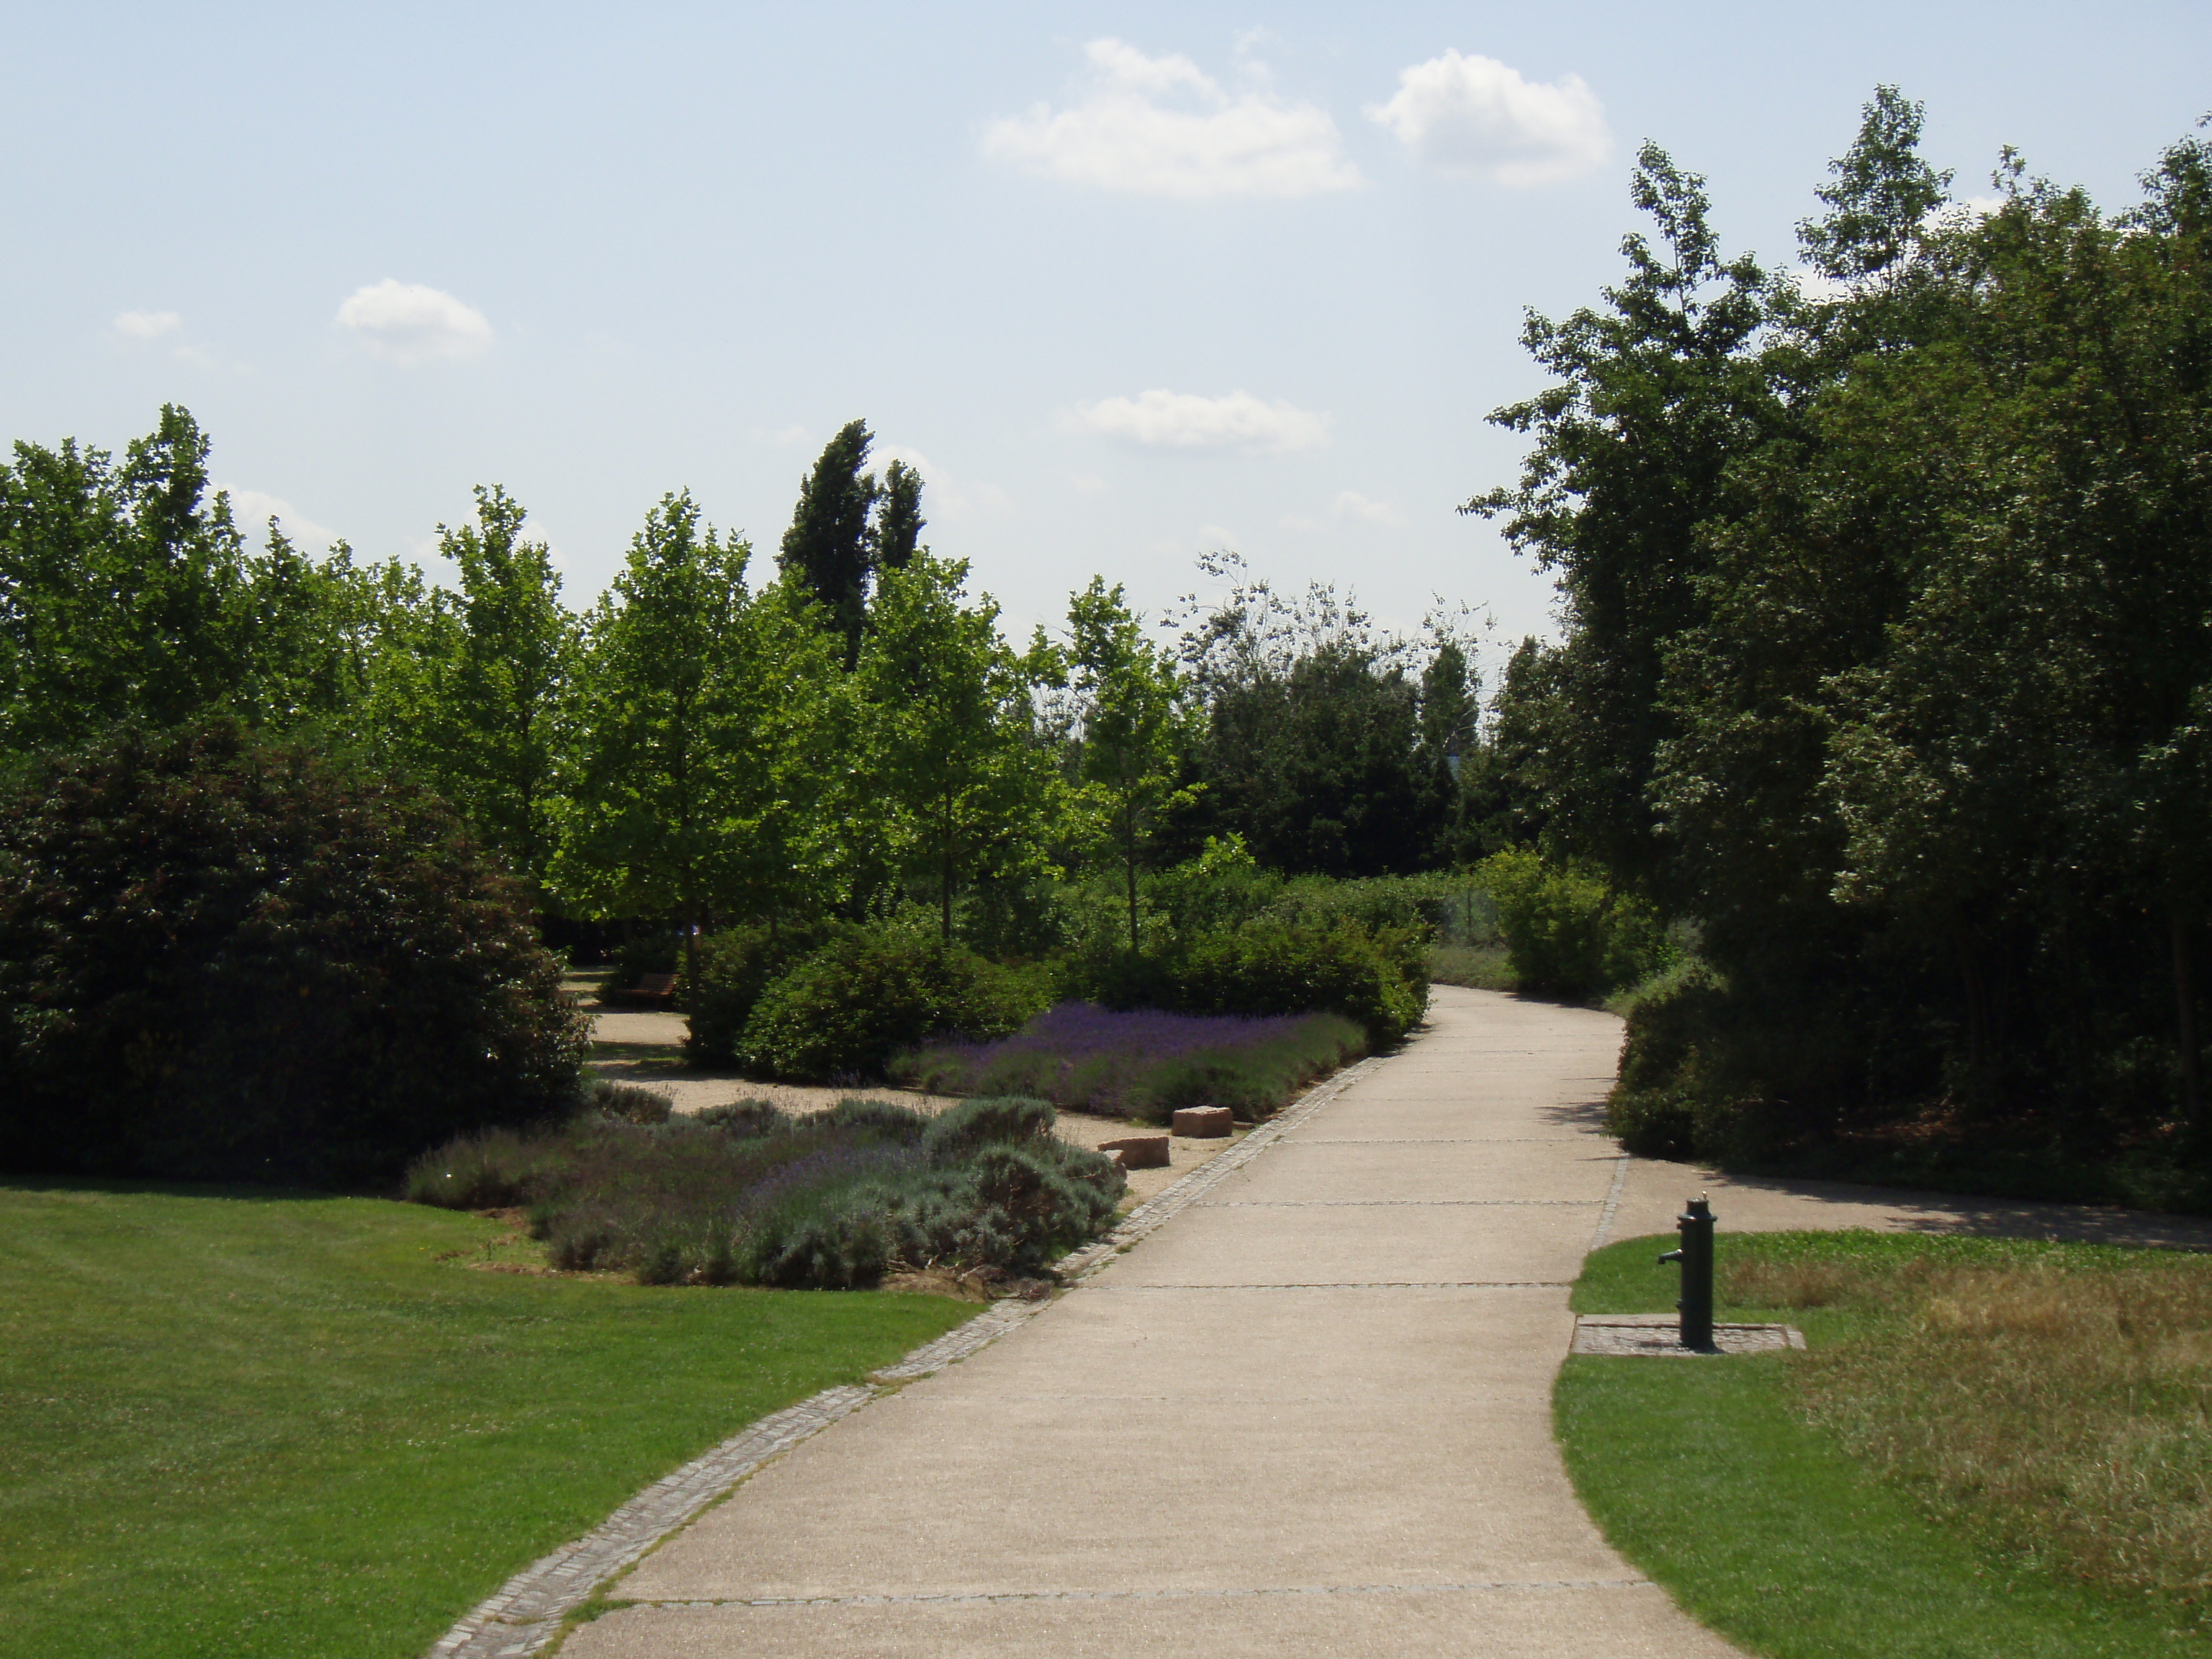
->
[[1066, 472, 1108, 496], [878, 445, 1013, 523], [1334, 490, 1403, 526], [983, 37, 1360, 199], [222, 486, 340, 550], [1070, 389, 1331, 454], [1367, 50, 1609, 186], [112, 310, 181, 341], [334, 279, 492, 364], [752, 423, 813, 448], [1197, 523, 1240, 547]]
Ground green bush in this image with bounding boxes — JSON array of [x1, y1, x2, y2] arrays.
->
[[0, 721, 589, 1187], [681, 921, 833, 1066], [738, 924, 1050, 1082], [1176, 920, 1429, 1046], [1603, 1087, 1700, 1159], [1064, 912, 1427, 1049], [1476, 849, 1668, 999]]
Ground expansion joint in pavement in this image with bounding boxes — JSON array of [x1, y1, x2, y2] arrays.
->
[[1195, 1198, 1597, 1208], [613, 1578, 1658, 1610], [1292, 1136, 1593, 1145], [1083, 1280, 1575, 1290]]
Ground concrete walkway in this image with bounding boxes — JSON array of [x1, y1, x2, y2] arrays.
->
[[563, 988, 1735, 1657], [561, 986, 2212, 1658]]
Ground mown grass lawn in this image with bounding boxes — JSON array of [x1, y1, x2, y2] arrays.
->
[[0, 1181, 973, 1659], [1558, 1231, 2211, 1658]]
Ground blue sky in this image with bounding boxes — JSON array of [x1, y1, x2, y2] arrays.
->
[[7, 1, 2208, 676]]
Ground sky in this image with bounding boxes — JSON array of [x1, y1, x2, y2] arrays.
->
[[6, 1, 2208, 683]]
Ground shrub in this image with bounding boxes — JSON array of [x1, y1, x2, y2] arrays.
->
[[681, 920, 834, 1066], [920, 1094, 1056, 1159], [1176, 920, 1428, 1045], [896, 1002, 1367, 1123], [590, 1080, 673, 1124], [694, 1099, 793, 1136], [0, 721, 588, 1187], [1604, 1088, 1700, 1159], [1064, 915, 1426, 1049], [1476, 849, 1668, 999], [404, 1093, 1124, 1288], [738, 924, 1050, 1082]]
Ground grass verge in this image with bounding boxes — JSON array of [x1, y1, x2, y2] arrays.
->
[[1426, 942, 1515, 991], [1558, 1231, 2211, 1657], [0, 1181, 973, 1659]]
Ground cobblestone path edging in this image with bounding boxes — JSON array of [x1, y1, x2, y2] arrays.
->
[[424, 1056, 1380, 1658]]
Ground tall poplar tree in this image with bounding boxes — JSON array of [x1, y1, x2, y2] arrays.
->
[[778, 420, 878, 667]]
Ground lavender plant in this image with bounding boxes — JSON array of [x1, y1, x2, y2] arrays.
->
[[891, 1002, 1365, 1122]]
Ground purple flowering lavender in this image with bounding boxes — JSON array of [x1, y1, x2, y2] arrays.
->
[[893, 1002, 1364, 1120]]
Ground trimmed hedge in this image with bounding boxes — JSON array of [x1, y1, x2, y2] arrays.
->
[[0, 721, 589, 1187]]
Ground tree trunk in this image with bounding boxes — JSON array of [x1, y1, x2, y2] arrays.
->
[[1954, 928, 1989, 1092], [1125, 807, 1140, 955], [2175, 910, 2204, 1131], [940, 796, 954, 943]]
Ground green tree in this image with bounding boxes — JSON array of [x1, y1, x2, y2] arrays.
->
[[1464, 143, 1781, 894], [871, 458, 925, 572], [0, 406, 250, 756], [1416, 639, 1475, 865], [559, 495, 843, 983], [416, 487, 580, 897], [778, 420, 880, 667], [1065, 577, 1197, 950], [860, 552, 1058, 940]]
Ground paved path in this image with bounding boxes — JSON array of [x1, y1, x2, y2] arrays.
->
[[561, 987, 2212, 1659], [564, 988, 1734, 1657]]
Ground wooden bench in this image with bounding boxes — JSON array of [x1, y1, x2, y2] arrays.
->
[[618, 972, 678, 1008]]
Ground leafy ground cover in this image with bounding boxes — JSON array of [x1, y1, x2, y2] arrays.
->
[[0, 1182, 972, 1659], [889, 1001, 1366, 1122], [408, 1094, 1125, 1288], [1558, 1230, 2212, 1657]]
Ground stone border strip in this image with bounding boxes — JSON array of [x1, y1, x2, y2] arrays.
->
[[1589, 1151, 1631, 1249], [425, 1056, 1379, 1658], [1571, 1313, 1806, 1357], [428, 1387, 876, 1658]]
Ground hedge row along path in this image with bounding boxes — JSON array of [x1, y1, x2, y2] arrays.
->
[[522, 988, 2212, 1658]]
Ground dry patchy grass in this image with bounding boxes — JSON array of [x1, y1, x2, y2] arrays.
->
[[1727, 1246, 2212, 1611]]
